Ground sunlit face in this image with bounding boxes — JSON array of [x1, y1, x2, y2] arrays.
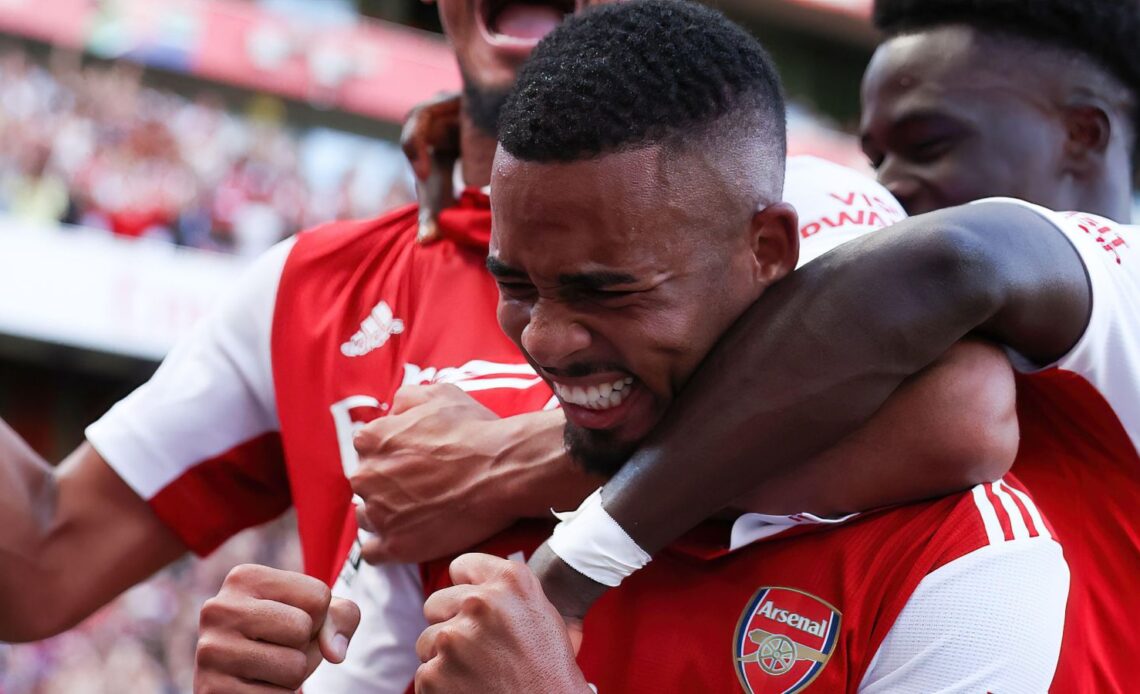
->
[[860, 26, 1068, 215], [431, 0, 616, 95], [489, 145, 794, 474]]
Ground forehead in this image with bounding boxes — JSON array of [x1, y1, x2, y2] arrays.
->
[[490, 147, 702, 272], [862, 26, 1037, 119]]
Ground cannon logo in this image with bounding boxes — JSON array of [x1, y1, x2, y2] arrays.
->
[[733, 587, 841, 693]]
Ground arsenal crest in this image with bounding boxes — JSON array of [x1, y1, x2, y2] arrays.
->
[[733, 587, 841, 693]]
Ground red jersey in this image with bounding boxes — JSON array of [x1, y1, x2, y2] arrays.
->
[[419, 480, 1067, 692], [984, 201, 1140, 692]]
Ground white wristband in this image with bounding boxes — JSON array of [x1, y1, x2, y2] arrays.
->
[[547, 489, 652, 588]]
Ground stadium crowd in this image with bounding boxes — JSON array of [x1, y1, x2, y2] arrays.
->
[[0, 45, 413, 256]]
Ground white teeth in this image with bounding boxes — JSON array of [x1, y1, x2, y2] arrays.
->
[[552, 377, 636, 411]]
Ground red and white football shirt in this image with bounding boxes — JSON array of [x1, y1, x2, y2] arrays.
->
[[84, 157, 907, 692], [417, 479, 1067, 693], [976, 200, 1140, 693]]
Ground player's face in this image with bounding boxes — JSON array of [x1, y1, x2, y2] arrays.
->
[[860, 27, 1067, 215], [432, 0, 618, 100], [490, 147, 775, 475]]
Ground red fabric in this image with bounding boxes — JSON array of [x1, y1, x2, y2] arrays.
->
[[419, 491, 998, 693], [148, 432, 289, 556], [1013, 371, 1140, 694], [270, 195, 553, 584]]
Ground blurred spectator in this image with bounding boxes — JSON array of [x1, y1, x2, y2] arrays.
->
[[0, 43, 415, 254]]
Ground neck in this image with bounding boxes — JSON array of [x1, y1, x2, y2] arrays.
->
[[459, 109, 498, 190]]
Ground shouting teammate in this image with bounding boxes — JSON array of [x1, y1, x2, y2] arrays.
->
[[413, 3, 1067, 690]]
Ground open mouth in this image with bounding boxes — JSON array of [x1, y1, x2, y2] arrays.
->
[[480, 0, 577, 44]]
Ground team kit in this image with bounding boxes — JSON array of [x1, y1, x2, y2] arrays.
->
[[2, 0, 1139, 692]]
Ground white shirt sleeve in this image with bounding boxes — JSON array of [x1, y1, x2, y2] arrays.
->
[[782, 156, 908, 268], [975, 199, 1140, 453], [85, 238, 294, 552], [858, 537, 1069, 693]]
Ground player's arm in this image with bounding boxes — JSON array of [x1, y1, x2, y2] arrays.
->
[[734, 338, 1016, 516], [1, 240, 293, 642], [350, 385, 601, 564], [0, 432, 186, 641], [353, 338, 1014, 562], [532, 201, 1092, 618]]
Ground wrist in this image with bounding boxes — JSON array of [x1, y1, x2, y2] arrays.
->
[[493, 411, 599, 519], [528, 543, 609, 622]]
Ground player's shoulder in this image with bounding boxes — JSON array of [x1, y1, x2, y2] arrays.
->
[[289, 203, 420, 263], [925, 480, 1059, 573], [972, 198, 1136, 269]]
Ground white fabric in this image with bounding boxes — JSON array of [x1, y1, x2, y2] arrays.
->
[[786, 156, 908, 268], [977, 199, 1140, 455], [85, 237, 292, 499], [548, 489, 652, 587], [306, 558, 425, 694], [858, 537, 1069, 693], [728, 511, 860, 551]]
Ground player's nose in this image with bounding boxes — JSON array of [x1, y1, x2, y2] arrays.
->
[[521, 298, 591, 369]]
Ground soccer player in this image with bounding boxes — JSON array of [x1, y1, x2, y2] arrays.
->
[[861, 0, 1137, 222], [0, 2, 996, 693], [413, 3, 1068, 690], [521, 2, 1140, 692]]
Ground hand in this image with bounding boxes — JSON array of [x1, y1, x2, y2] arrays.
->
[[414, 554, 592, 694], [400, 92, 461, 244], [350, 384, 575, 564], [194, 565, 360, 694]]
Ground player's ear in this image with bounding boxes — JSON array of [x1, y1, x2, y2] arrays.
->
[[1061, 104, 1112, 177], [748, 202, 799, 286]]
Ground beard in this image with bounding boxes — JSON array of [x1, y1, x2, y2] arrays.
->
[[564, 422, 637, 479], [462, 71, 513, 137]]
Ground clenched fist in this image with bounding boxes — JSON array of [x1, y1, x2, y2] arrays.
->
[[414, 553, 591, 694], [194, 564, 360, 693]]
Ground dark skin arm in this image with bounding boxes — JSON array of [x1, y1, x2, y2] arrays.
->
[[531, 201, 1091, 619], [0, 427, 187, 641]]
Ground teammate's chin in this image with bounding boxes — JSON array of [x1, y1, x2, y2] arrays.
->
[[564, 423, 637, 478]]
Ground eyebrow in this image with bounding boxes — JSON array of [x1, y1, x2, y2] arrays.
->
[[485, 256, 640, 289], [486, 256, 527, 279]]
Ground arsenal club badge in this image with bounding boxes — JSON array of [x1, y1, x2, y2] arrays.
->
[[733, 587, 841, 693]]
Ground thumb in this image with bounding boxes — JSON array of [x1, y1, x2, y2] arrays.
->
[[318, 598, 362, 664]]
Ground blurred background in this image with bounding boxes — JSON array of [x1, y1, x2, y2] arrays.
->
[[0, 0, 1136, 691]]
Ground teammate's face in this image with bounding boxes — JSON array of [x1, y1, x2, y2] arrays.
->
[[431, 0, 617, 126], [860, 26, 1068, 215], [490, 146, 794, 475]]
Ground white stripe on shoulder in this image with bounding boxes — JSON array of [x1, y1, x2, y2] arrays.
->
[[970, 484, 1005, 546]]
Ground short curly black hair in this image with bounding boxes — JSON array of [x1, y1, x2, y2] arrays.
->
[[873, 0, 1140, 109], [498, 0, 786, 163]]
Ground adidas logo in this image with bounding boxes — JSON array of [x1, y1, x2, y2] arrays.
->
[[341, 301, 405, 357]]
